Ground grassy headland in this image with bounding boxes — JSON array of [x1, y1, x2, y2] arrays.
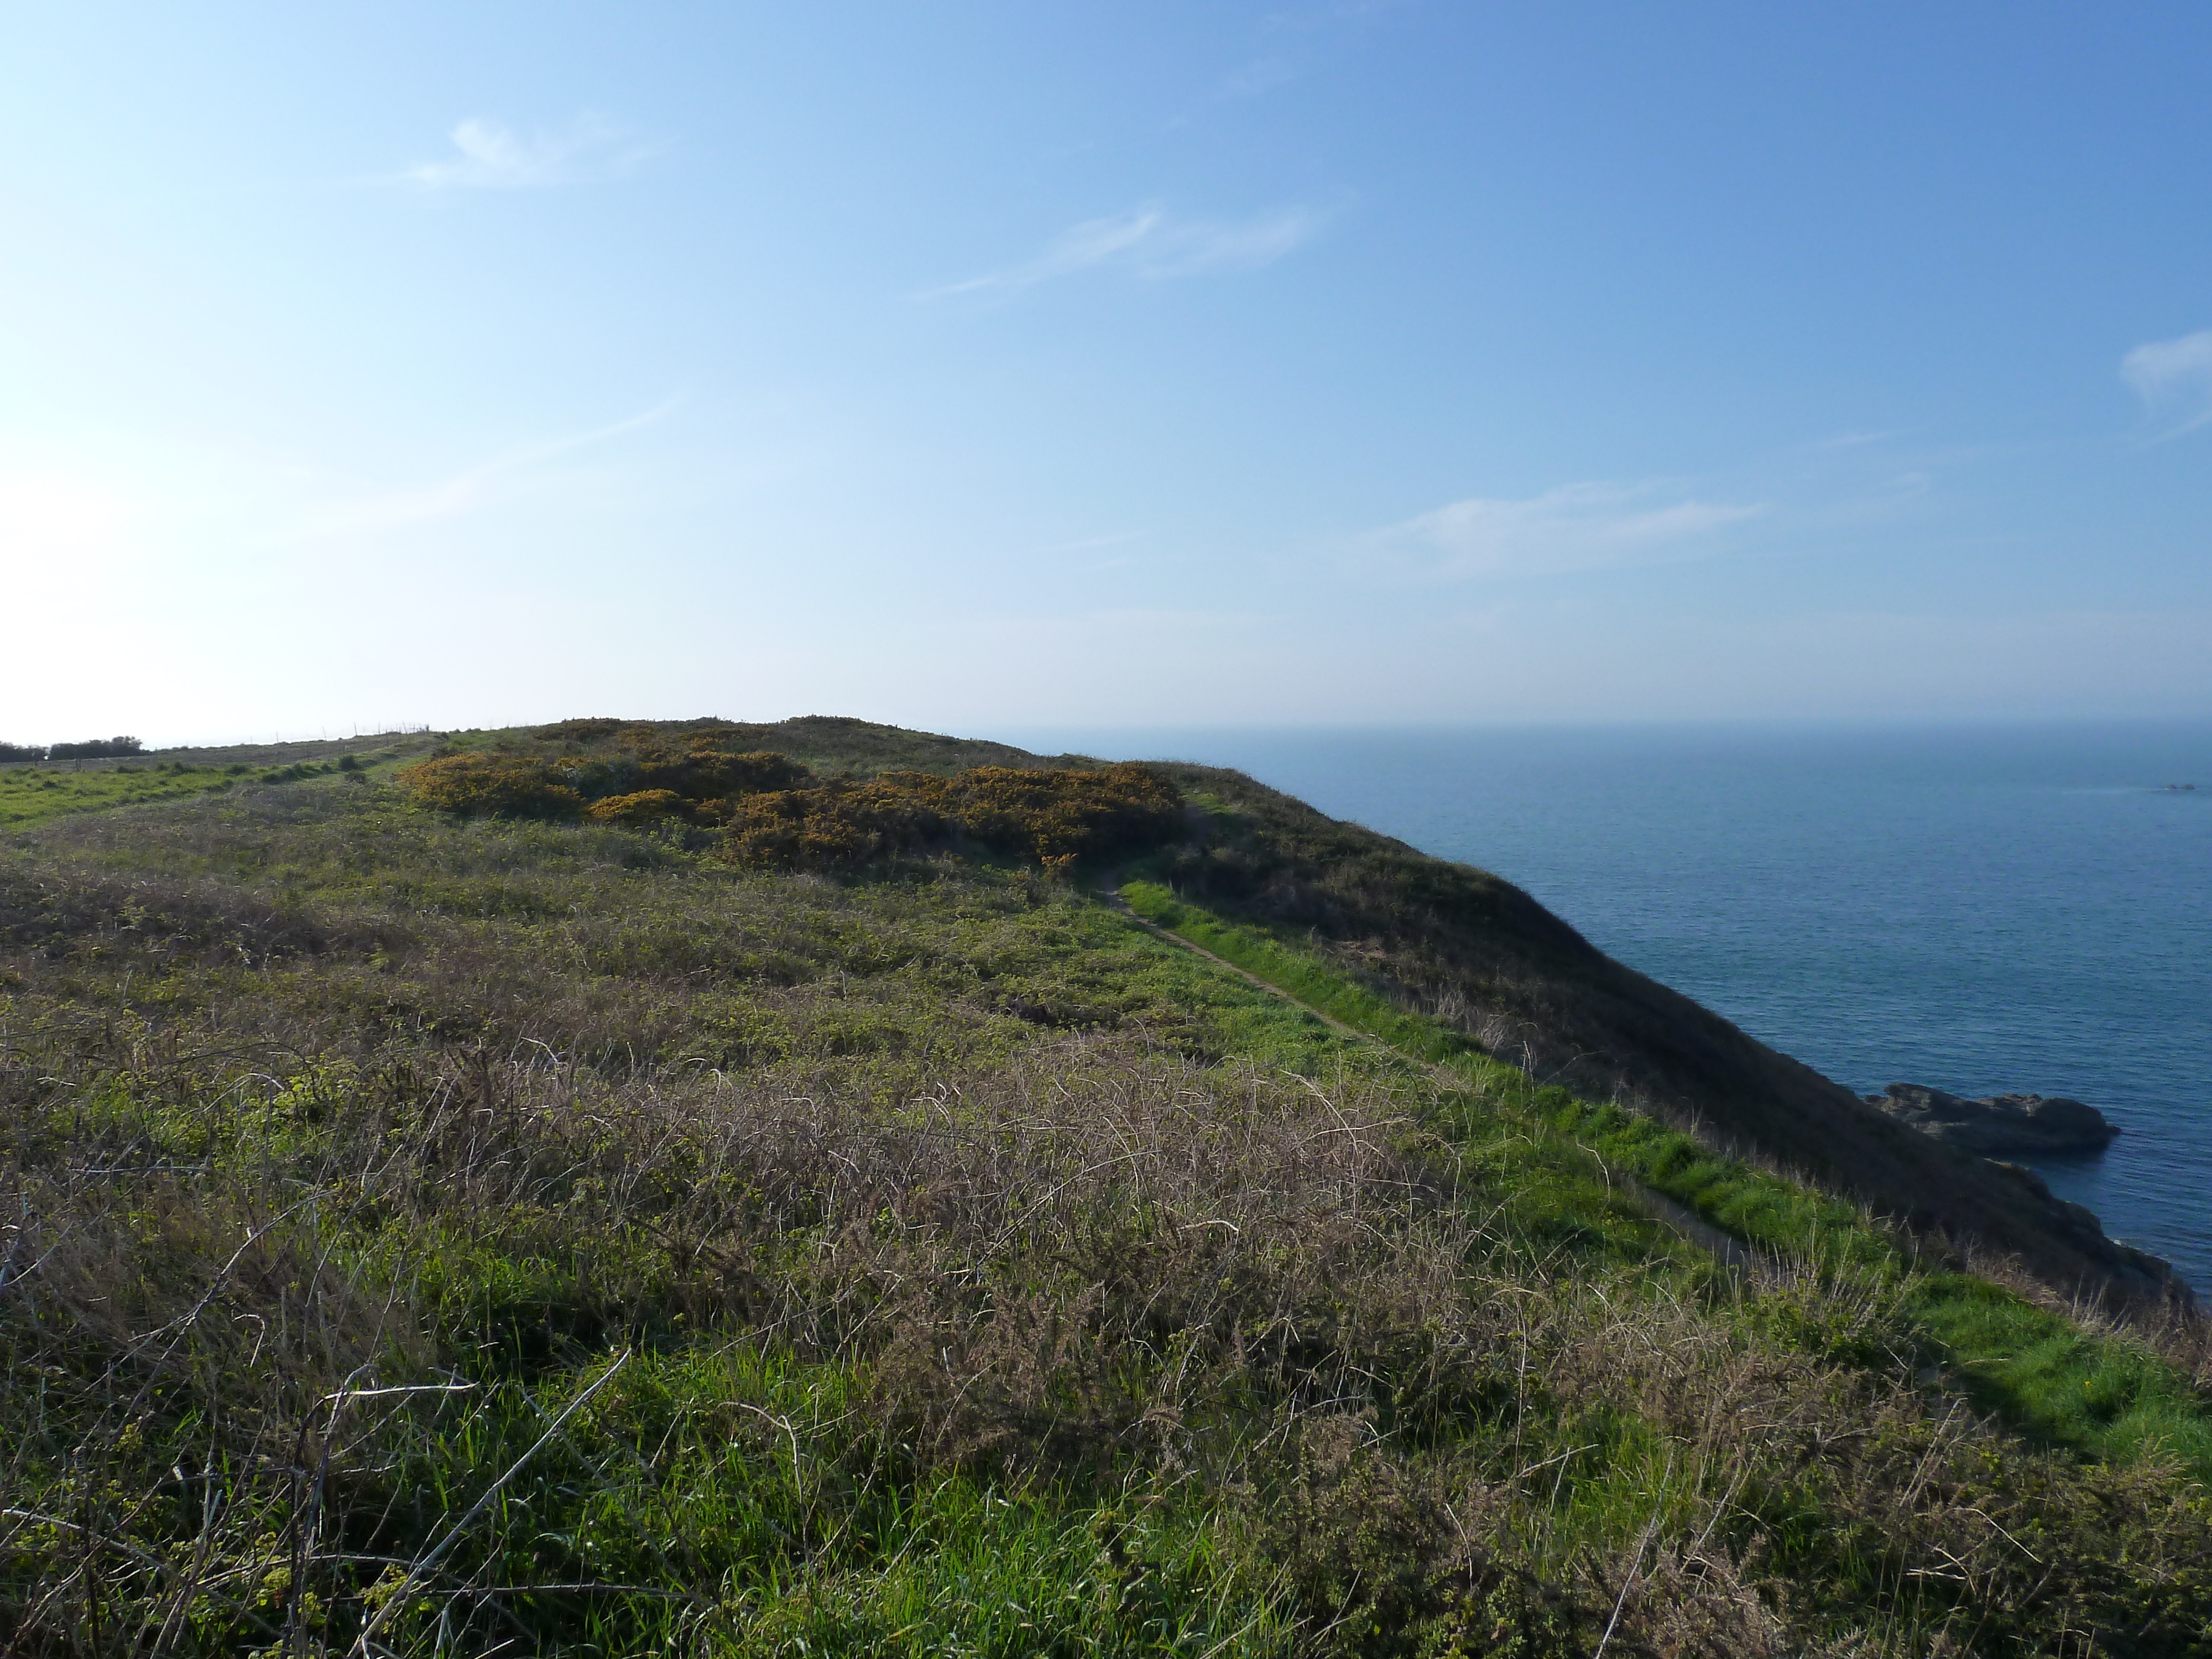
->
[[1, 718, 2206, 1656]]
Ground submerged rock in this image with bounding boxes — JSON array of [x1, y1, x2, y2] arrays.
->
[[1864, 1082, 2120, 1156]]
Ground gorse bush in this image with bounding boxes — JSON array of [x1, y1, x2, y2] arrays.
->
[[603, 740, 811, 805], [401, 737, 1181, 873], [931, 763, 1186, 863], [721, 776, 953, 868], [394, 753, 589, 818], [398, 736, 815, 826], [721, 764, 1184, 872], [585, 787, 687, 826], [530, 716, 630, 744]]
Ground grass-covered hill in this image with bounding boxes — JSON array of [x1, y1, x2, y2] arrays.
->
[[2, 717, 2208, 1657]]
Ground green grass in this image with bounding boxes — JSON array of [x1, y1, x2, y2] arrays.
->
[[1120, 877, 2212, 1486], [0, 761, 244, 827], [1117, 879, 1470, 1062], [333, 1344, 1292, 1658], [1906, 1272, 2212, 1463], [0, 738, 444, 831]]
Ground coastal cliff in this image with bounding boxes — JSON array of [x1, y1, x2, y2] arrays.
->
[[1136, 761, 2188, 1310]]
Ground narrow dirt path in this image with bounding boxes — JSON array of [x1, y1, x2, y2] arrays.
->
[[1094, 880, 1370, 1040], [1094, 877, 1752, 1267]]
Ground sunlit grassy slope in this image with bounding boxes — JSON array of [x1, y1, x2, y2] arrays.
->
[[0, 760, 247, 827], [0, 738, 436, 829], [2, 720, 2206, 1657]]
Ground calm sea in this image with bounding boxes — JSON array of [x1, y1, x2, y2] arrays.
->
[[997, 723, 2212, 1292]]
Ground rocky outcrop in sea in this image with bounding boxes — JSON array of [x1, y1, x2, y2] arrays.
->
[[1864, 1082, 2120, 1157]]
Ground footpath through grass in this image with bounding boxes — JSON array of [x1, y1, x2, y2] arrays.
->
[[1117, 878, 2212, 1486]]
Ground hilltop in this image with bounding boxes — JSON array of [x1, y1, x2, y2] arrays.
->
[[2, 717, 2207, 1657]]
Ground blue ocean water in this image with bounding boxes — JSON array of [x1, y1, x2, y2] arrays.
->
[[1000, 723, 2212, 1291]]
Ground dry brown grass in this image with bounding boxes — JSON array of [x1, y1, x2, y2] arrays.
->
[[11, 1015, 2208, 1654]]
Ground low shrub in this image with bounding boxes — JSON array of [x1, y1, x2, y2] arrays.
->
[[531, 716, 630, 744], [931, 763, 1185, 862], [723, 779, 951, 868], [622, 742, 811, 802], [721, 764, 1183, 871], [8, 772, 2212, 1656], [401, 744, 1175, 872], [403, 741, 816, 828], [585, 788, 687, 826], [397, 753, 587, 819]]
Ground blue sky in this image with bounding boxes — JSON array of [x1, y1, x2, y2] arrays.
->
[[3, 3, 2209, 743]]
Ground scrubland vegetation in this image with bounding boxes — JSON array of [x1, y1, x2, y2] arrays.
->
[[394, 719, 1178, 874], [2, 719, 2208, 1656]]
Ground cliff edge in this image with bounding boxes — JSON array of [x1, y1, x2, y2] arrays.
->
[[1139, 760, 2189, 1310]]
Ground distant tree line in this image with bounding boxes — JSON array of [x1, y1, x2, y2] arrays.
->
[[0, 736, 144, 762]]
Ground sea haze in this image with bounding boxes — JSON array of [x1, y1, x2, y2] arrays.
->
[[998, 722, 2212, 1293]]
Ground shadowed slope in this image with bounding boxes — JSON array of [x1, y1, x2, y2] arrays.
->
[[1137, 760, 2184, 1307]]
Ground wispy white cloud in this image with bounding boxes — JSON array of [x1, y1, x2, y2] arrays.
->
[[1368, 481, 1767, 581], [927, 202, 1326, 298], [2121, 328, 2212, 437], [306, 398, 680, 536], [404, 114, 653, 190]]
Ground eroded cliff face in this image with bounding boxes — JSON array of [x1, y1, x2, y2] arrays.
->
[[1144, 761, 2190, 1311]]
